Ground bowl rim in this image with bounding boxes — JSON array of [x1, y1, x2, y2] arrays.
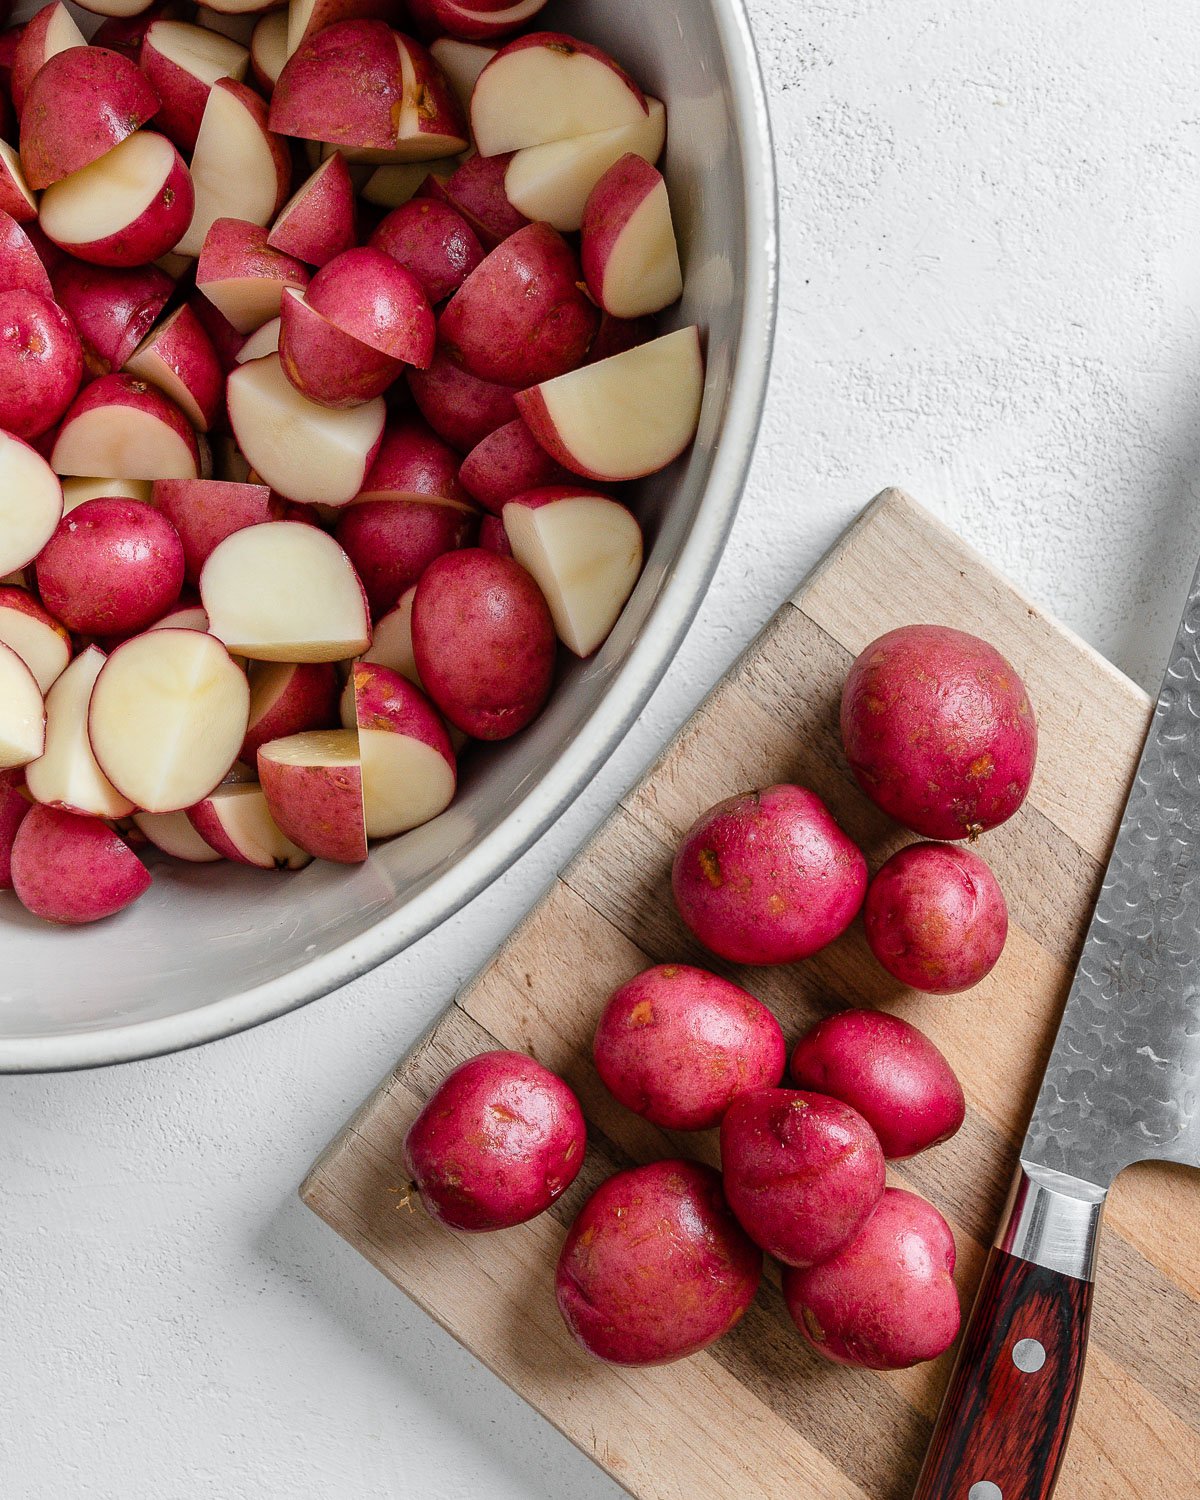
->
[[4, 0, 779, 1073]]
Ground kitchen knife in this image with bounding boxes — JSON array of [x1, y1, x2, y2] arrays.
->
[[912, 559, 1200, 1500]]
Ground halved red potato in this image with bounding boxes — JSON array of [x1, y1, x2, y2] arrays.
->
[[0, 208, 53, 296], [10, 803, 150, 924], [0, 429, 63, 575], [0, 141, 36, 224], [305, 246, 434, 366], [581, 154, 682, 318], [19, 46, 161, 190], [267, 153, 356, 268], [176, 78, 290, 259], [269, 20, 402, 151], [257, 726, 366, 862], [51, 259, 173, 374], [10, 3, 86, 117], [152, 477, 277, 585], [124, 302, 223, 432], [132, 806, 222, 862], [241, 659, 338, 762], [0, 586, 70, 693], [278, 286, 402, 408], [25, 646, 133, 818], [196, 217, 310, 333], [394, 32, 468, 161], [52, 374, 201, 480], [187, 781, 311, 868], [344, 660, 456, 838], [140, 19, 250, 154]]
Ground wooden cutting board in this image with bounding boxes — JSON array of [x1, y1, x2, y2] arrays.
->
[[301, 489, 1200, 1500]]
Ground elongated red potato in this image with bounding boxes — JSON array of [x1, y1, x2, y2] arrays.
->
[[10, 803, 150, 924]]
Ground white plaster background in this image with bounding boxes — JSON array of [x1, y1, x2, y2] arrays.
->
[[4, 2, 1200, 1495]]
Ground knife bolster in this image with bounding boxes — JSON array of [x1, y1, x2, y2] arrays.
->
[[998, 1162, 1107, 1282]]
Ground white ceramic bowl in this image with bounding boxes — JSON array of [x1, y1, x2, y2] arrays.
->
[[0, 0, 777, 1070]]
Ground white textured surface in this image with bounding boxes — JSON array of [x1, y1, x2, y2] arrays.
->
[[5, 3, 1200, 1496]]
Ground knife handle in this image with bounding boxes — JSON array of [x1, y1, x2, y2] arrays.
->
[[912, 1165, 1104, 1500]]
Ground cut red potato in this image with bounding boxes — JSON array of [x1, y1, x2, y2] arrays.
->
[[25, 646, 134, 818], [132, 807, 221, 862], [359, 415, 468, 501], [250, 9, 288, 89], [19, 46, 161, 190], [201, 520, 371, 661], [241, 659, 338, 761], [395, 33, 468, 161], [52, 373, 201, 480], [440, 153, 527, 248], [196, 218, 310, 333], [0, 208, 53, 296], [189, 290, 246, 371], [516, 325, 703, 482], [504, 98, 665, 232], [152, 477, 277, 585], [176, 78, 290, 259], [0, 288, 83, 438], [0, 585, 70, 692], [346, 661, 455, 837], [362, 159, 458, 212], [278, 286, 402, 408], [439, 223, 596, 387], [407, 346, 518, 451], [408, 0, 548, 45], [39, 131, 195, 268], [88, 627, 249, 812], [148, 602, 208, 631], [470, 32, 647, 156], [368, 197, 483, 304], [581, 154, 682, 318], [305, 247, 434, 365], [285, 0, 393, 58], [124, 302, 223, 432], [335, 493, 478, 617], [226, 353, 386, 504], [11, 3, 86, 117], [199, 0, 277, 20], [37, 497, 185, 636], [62, 476, 154, 512], [0, 640, 45, 769], [458, 418, 570, 513], [269, 20, 402, 151], [428, 37, 494, 107], [362, 585, 420, 685], [0, 141, 36, 224], [88, 10, 166, 60], [256, 727, 366, 863], [140, 19, 250, 154], [0, 430, 63, 575], [9, 804, 150, 924], [74, 0, 170, 18], [502, 488, 642, 657], [0, 771, 31, 891], [51, 259, 173, 374], [235, 315, 279, 362], [267, 153, 356, 268], [186, 781, 311, 868]]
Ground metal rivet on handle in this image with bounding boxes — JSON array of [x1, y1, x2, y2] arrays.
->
[[1013, 1338, 1047, 1373], [969, 1484, 1003, 1500]]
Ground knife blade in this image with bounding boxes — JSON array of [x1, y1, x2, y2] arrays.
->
[[913, 556, 1200, 1500]]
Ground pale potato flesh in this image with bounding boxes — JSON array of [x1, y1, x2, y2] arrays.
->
[[358, 729, 454, 838], [472, 45, 648, 155], [0, 603, 69, 694], [596, 178, 683, 318], [51, 404, 199, 482], [40, 133, 178, 246], [26, 648, 134, 818], [0, 641, 45, 769], [150, 20, 249, 83], [133, 808, 223, 862], [177, 85, 282, 257], [0, 434, 62, 575]]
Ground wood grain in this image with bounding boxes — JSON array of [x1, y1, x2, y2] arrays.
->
[[302, 490, 1200, 1499]]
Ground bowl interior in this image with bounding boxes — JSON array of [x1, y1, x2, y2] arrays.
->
[[0, 0, 775, 1067]]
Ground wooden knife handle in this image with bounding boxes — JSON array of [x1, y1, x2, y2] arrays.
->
[[913, 1246, 1093, 1500]]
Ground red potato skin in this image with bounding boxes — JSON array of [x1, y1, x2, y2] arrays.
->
[[10, 4, 75, 117], [0, 288, 82, 438], [789, 1009, 966, 1159], [458, 417, 571, 514], [588, 311, 655, 363], [720, 1087, 886, 1269], [430, 155, 529, 250], [140, 19, 236, 155], [256, 744, 367, 864], [278, 289, 402, 409], [19, 47, 161, 190], [334, 495, 478, 618], [10, 803, 150, 924], [439, 222, 598, 387], [306, 247, 435, 366], [268, 154, 357, 269], [477, 512, 510, 555], [411, 548, 555, 739], [0, 208, 53, 297], [52, 373, 201, 476], [36, 497, 185, 636], [90, 8, 168, 64], [369, 197, 483, 304], [189, 291, 246, 374], [863, 841, 1009, 993], [242, 661, 339, 762], [556, 1159, 761, 1365], [579, 153, 667, 310], [0, 768, 29, 889], [0, 145, 33, 223], [672, 785, 868, 966], [152, 478, 278, 586], [407, 346, 519, 451], [130, 302, 224, 432], [840, 625, 1038, 840], [593, 964, 786, 1131], [51, 260, 173, 375], [406, 0, 549, 43], [196, 219, 311, 332], [395, 33, 468, 153], [269, 21, 403, 149], [403, 1050, 586, 1230], [352, 660, 455, 771], [360, 415, 468, 501], [44, 136, 194, 268], [782, 1187, 960, 1370]]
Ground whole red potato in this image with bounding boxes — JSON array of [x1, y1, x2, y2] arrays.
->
[[36, 498, 184, 637], [789, 1009, 965, 1158], [720, 1087, 885, 1267], [403, 1050, 585, 1231], [556, 1159, 761, 1365], [0, 288, 82, 439], [593, 964, 786, 1130], [783, 1187, 961, 1369], [672, 784, 867, 965], [840, 624, 1037, 840], [864, 841, 1008, 993]]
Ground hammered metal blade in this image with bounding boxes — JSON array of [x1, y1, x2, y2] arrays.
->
[[1023, 560, 1200, 1187]]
